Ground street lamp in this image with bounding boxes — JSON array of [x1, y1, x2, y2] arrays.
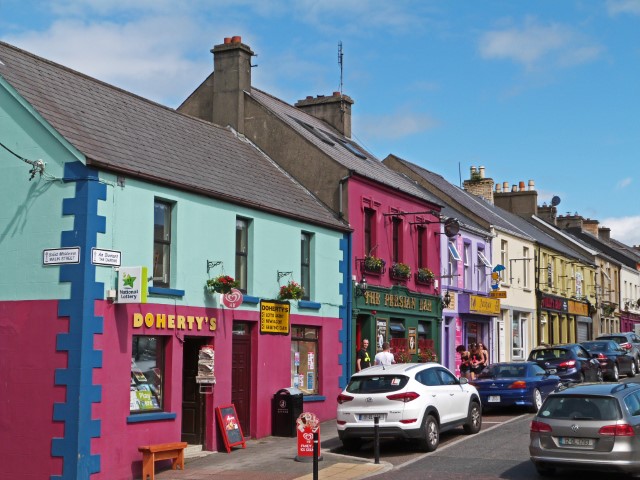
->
[[442, 290, 451, 308], [355, 276, 368, 297]]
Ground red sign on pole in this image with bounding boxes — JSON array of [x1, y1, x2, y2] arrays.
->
[[295, 412, 322, 462], [222, 288, 244, 309]]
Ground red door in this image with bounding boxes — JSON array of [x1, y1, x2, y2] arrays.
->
[[232, 323, 251, 436]]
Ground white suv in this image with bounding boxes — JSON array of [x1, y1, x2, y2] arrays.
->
[[336, 363, 482, 452]]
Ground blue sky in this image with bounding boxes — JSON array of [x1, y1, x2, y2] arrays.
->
[[2, 0, 639, 244]]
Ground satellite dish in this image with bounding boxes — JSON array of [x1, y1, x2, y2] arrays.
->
[[551, 196, 561, 207], [444, 218, 460, 238]]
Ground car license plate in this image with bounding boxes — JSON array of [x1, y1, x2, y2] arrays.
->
[[559, 437, 594, 447], [359, 414, 386, 421], [546, 369, 557, 374], [488, 396, 500, 403]]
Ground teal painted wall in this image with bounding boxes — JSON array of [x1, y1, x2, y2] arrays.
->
[[0, 79, 84, 300], [97, 172, 344, 316]]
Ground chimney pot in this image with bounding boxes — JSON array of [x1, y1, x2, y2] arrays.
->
[[306, 96, 313, 100], [503, 181, 509, 190], [470, 166, 476, 174], [528, 179, 535, 191], [512, 185, 517, 192], [333, 91, 341, 97], [479, 166, 485, 178], [231, 36, 242, 43], [519, 181, 525, 191], [495, 183, 502, 192], [224, 37, 232, 44]]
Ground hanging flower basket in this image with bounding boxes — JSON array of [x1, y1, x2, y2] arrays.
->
[[418, 348, 438, 362], [278, 280, 305, 300], [206, 275, 239, 294], [416, 267, 435, 285], [363, 255, 385, 274], [393, 347, 412, 364], [390, 262, 411, 281]]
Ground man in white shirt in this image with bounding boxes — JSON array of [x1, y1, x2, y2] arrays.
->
[[374, 342, 395, 366]]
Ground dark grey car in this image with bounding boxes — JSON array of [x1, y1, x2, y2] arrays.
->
[[530, 382, 640, 476], [596, 332, 640, 371]]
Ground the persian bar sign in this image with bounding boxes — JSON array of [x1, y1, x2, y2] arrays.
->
[[469, 295, 500, 315], [260, 300, 290, 335]]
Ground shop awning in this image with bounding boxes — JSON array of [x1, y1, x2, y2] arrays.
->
[[389, 321, 405, 332]]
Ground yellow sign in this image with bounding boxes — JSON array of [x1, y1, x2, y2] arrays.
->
[[260, 300, 290, 335], [470, 295, 501, 315], [489, 290, 507, 299], [132, 312, 216, 331], [568, 300, 589, 316]]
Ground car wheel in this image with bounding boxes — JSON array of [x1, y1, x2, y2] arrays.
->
[[629, 361, 637, 378], [463, 401, 482, 434], [535, 463, 556, 477], [578, 372, 585, 383], [418, 414, 439, 452], [340, 438, 362, 452], [529, 388, 543, 413], [611, 364, 619, 382]]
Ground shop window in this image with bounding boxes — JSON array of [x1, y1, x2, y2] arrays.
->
[[236, 217, 250, 292], [389, 319, 406, 340], [463, 243, 471, 290], [291, 326, 319, 394], [301, 232, 312, 300], [131, 336, 164, 413], [153, 200, 172, 287]]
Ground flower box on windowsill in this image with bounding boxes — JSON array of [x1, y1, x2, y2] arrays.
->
[[390, 270, 410, 282], [389, 263, 411, 282], [415, 273, 433, 286], [363, 256, 386, 275]]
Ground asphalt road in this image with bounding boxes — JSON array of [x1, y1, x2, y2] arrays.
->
[[330, 405, 639, 480]]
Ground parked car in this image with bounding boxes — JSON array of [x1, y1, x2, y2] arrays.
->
[[470, 362, 561, 413], [582, 340, 637, 381], [530, 382, 640, 476], [596, 332, 640, 371], [527, 344, 602, 384], [336, 363, 481, 452]]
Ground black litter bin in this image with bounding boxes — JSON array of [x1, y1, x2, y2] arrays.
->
[[272, 387, 303, 437]]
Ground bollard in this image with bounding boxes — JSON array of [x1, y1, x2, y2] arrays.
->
[[374, 416, 380, 464], [313, 431, 319, 480]]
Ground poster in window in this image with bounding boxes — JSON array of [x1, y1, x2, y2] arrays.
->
[[307, 352, 314, 370], [376, 319, 387, 352], [306, 372, 314, 391], [408, 327, 417, 354]]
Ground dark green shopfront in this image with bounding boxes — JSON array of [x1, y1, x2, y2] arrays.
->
[[353, 285, 443, 368]]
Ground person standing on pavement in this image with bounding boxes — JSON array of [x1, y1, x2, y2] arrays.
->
[[374, 342, 395, 366], [356, 339, 371, 371]]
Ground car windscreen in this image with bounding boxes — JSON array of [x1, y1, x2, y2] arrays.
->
[[346, 375, 409, 394], [582, 342, 610, 352], [599, 336, 623, 345], [539, 395, 621, 420]]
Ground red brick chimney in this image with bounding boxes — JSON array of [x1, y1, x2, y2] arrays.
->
[[295, 91, 354, 138]]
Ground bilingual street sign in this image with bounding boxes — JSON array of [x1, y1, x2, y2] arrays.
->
[[490, 290, 507, 299], [43, 247, 81, 265], [91, 248, 122, 267]]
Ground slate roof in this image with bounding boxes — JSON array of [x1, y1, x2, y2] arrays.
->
[[562, 228, 638, 269], [385, 156, 595, 265], [0, 41, 348, 231], [249, 88, 443, 208]]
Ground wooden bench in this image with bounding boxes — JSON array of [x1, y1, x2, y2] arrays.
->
[[138, 442, 187, 480]]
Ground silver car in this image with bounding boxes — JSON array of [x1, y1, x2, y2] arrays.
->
[[530, 382, 640, 476]]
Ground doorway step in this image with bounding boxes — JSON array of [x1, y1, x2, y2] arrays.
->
[[184, 444, 213, 459]]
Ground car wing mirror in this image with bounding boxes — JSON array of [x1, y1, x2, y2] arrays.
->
[[459, 376, 469, 384]]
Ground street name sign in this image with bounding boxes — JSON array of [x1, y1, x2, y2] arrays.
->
[[91, 248, 122, 266], [43, 247, 80, 265]]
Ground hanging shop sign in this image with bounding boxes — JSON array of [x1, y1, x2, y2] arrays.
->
[[469, 295, 500, 315], [117, 266, 148, 304], [489, 290, 507, 299], [43, 247, 80, 265], [260, 300, 290, 335], [222, 288, 243, 309], [132, 312, 217, 332]]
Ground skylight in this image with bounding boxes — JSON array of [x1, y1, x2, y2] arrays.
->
[[291, 117, 335, 145]]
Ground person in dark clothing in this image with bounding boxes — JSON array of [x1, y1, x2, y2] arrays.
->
[[356, 339, 371, 371]]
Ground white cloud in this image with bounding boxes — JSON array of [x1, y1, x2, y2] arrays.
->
[[357, 109, 439, 141], [478, 18, 603, 71], [617, 177, 633, 189], [602, 215, 640, 246], [607, 0, 640, 16]]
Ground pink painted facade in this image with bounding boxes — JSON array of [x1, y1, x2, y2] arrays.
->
[[1, 299, 342, 480]]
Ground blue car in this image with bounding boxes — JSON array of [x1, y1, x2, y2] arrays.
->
[[470, 362, 561, 412]]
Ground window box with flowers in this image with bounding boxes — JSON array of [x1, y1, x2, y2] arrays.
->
[[205, 275, 239, 294], [278, 280, 305, 300], [389, 262, 411, 281], [415, 267, 435, 286], [363, 255, 386, 274], [418, 347, 438, 362]]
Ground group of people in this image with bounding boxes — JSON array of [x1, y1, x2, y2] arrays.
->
[[356, 339, 396, 370], [456, 342, 489, 379]]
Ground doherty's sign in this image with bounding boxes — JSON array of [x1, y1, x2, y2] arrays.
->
[[260, 300, 290, 335]]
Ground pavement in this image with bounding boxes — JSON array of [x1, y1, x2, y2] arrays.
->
[[154, 419, 392, 480]]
